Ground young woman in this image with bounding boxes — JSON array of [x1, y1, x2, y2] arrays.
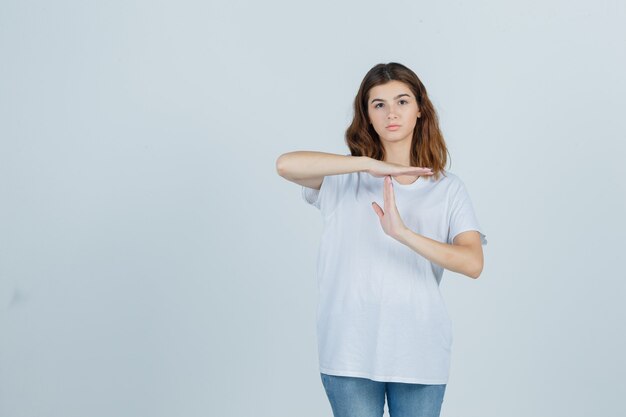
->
[[275, 62, 487, 417]]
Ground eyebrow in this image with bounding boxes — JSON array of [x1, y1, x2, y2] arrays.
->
[[370, 93, 411, 104]]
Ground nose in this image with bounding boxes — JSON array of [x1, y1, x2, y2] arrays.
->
[[386, 103, 400, 119]]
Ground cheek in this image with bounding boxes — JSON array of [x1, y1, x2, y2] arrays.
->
[[373, 117, 387, 129], [404, 109, 419, 122], [373, 112, 386, 123]]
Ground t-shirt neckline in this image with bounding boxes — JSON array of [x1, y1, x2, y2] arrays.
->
[[389, 174, 431, 189]]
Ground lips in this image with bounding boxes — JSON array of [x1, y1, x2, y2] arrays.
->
[[386, 124, 401, 130]]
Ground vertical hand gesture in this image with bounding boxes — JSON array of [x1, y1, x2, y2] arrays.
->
[[371, 176, 408, 240]]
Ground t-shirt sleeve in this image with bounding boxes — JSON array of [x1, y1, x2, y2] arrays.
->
[[301, 173, 349, 219], [447, 180, 488, 246]]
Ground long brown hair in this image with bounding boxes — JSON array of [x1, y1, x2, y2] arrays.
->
[[345, 62, 450, 181]]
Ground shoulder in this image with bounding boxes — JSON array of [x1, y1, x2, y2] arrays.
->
[[437, 169, 464, 190], [318, 169, 358, 194]]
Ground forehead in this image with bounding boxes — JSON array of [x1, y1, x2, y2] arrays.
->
[[368, 80, 412, 100]]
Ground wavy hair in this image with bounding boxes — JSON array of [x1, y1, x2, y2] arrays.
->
[[345, 62, 450, 180]]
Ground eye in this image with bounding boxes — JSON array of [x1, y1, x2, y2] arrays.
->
[[374, 103, 384, 109], [399, 99, 408, 105]]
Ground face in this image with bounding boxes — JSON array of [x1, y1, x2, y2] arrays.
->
[[367, 80, 421, 144]]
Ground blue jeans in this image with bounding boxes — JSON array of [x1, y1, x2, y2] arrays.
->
[[320, 373, 446, 417]]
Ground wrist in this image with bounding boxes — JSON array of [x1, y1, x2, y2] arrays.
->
[[395, 226, 413, 244], [357, 156, 374, 173]]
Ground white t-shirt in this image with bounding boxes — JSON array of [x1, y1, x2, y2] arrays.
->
[[302, 168, 487, 384]]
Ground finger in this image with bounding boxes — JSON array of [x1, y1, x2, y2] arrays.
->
[[407, 167, 432, 174], [384, 176, 392, 207], [371, 202, 383, 218], [387, 176, 397, 207]]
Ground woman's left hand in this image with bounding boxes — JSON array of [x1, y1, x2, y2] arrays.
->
[[371, 175, 408, 240]]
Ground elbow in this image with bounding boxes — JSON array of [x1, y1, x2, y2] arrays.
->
[[275, 154, 288, 177], [469, 260, 484, 279], [275, 152, 298, 178]]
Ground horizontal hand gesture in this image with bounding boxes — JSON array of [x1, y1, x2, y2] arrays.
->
[[366, 158, 433, 179]]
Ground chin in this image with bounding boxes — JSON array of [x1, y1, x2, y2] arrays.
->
[[381, 133, 407, 142]]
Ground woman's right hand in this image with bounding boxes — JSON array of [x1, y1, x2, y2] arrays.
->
[[365, 158, 434, 178]]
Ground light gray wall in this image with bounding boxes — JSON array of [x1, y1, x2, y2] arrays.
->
[[1, 1, 625, 416]]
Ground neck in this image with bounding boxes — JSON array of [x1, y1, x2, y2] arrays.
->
[[382, 137, 412, 166]]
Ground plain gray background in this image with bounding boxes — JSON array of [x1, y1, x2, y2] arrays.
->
[[1, 1, 625, 416]]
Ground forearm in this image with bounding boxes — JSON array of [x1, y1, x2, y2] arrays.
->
[[276, 151, 371, 180], [396, 228, 481, 279]]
